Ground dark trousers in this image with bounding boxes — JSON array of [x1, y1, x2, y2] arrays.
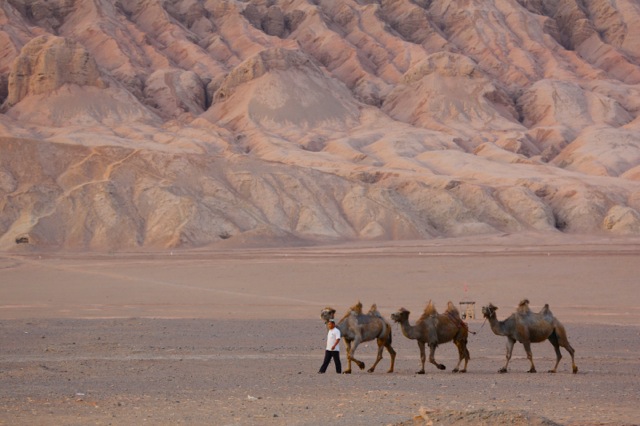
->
[[319, 350, 342, 373]]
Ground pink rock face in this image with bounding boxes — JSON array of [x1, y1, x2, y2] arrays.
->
[[6, 35, 106, 106], [0, 0, 639, 250]]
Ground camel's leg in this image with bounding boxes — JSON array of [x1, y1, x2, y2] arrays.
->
[[564, 342, 578, 374], [342, 339, 359, 374], [523, 341, 537, 373], [452, 339, 469, 373], [367, 339, 385, 373], [557, 328, 578, 374], [428, 343, 446, 370], [500, 338, 516, 373], [553, 328, 578, 374], [347, 339, 366, 372], [547, 332, 562, 373], [385, 343, 396, 373], [416, 341, 426, 374], [349, 354, 366, 371], [343, 340, 354, 374], [463, 341, 471, 372]]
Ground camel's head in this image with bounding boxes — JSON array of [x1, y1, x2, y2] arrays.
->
[[320, 307, 336, 323], [390, 308, 410, 323], [481, 303, 498, 319]]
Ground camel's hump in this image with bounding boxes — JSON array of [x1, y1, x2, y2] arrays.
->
[[368, 304, 383, 317], [446, 301, 460, 314], [349, 301, 363, 315], [517, 299, 532, 315]]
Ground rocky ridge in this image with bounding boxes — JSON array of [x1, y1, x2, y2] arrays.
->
[[0, 0, 639, 250]]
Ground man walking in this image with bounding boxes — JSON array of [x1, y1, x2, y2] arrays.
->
[[318, 319, 342, 373]]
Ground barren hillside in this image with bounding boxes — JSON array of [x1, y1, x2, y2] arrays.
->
[[1, 0, 639, 250]]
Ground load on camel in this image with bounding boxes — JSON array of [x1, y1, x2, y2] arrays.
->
[[482, 299, 578, 374], [391, 301, 471, 374], [320, 301, 396, 374]]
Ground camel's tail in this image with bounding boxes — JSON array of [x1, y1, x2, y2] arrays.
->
[[462, 321, 476, 335], [376, 317, 393, 347]]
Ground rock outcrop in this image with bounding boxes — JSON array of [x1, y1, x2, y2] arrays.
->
[[4, 35, 106, 107]]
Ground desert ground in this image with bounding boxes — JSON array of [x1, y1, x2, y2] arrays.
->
[[1, 234, 640, 425]]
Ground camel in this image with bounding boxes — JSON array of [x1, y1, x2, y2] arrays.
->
[[320, 301, 396, 374], [390, 301, 471, 373], [481, 299, 578, 374]]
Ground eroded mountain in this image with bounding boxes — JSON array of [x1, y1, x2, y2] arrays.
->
[[0, 0, 639, 250]]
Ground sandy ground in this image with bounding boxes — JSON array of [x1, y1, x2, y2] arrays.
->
[[1, 234, 640, 425]]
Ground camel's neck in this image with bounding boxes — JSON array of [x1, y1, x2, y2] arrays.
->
[[398, 318, 421, 340], [487, 315, 508, 336]]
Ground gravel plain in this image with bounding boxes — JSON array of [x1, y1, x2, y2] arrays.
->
[[1, 236, 639, 425]]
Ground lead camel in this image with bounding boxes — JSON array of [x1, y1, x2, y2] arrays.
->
[[482, 299, 577, 374]]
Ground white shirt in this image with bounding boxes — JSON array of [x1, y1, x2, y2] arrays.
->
[[326, 327, 341, 351]]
